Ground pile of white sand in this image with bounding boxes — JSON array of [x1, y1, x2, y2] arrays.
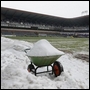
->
[[26, 39, 64, 56]]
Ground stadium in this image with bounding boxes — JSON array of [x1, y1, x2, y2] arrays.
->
[[1, 4, 89, 89], [1, 7, 89, 37]]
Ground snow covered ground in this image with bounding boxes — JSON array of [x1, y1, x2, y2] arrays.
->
[[1, 37, 89, 89]]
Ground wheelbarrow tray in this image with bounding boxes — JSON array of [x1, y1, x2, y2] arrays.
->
[[27, 55, 62, 67]]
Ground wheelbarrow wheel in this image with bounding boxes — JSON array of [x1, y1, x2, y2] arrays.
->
[[27, 64, 35, 72], [53, 61, 64, 77]]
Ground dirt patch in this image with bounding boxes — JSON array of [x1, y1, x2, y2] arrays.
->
[[58, 49, 89, 62], [74, 54, 89, 62]]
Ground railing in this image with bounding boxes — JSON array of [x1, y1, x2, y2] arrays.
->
[[1, 21, 89, 32]]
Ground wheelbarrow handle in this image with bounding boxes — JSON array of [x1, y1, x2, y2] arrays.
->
[[24, 48, 31, 53]]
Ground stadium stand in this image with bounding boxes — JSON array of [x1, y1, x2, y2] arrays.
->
[[1, 7, 89, 37]]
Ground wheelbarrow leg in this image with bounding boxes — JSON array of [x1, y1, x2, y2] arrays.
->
[[35, 67, 39, 76], [35, 69, 36, 76], [51, 65, 53, 74], [47, 66, 49, 71], [48, 65, 53, 75]]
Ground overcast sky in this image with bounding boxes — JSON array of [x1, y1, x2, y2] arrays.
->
[[1, 1, 89, 18]]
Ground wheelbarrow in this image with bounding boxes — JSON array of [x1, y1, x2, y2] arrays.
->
[[24, 48, 64, 77]]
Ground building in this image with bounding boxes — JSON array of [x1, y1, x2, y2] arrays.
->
[[1, 7, 89, 37]]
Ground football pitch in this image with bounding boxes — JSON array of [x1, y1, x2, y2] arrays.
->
[[6, 36, 89, 53]]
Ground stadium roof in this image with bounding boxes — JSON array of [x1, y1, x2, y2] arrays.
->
[[1, 7, 89, 26]]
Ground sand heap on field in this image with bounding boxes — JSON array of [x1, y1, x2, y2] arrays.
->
[[26, 39, 64, 56]]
